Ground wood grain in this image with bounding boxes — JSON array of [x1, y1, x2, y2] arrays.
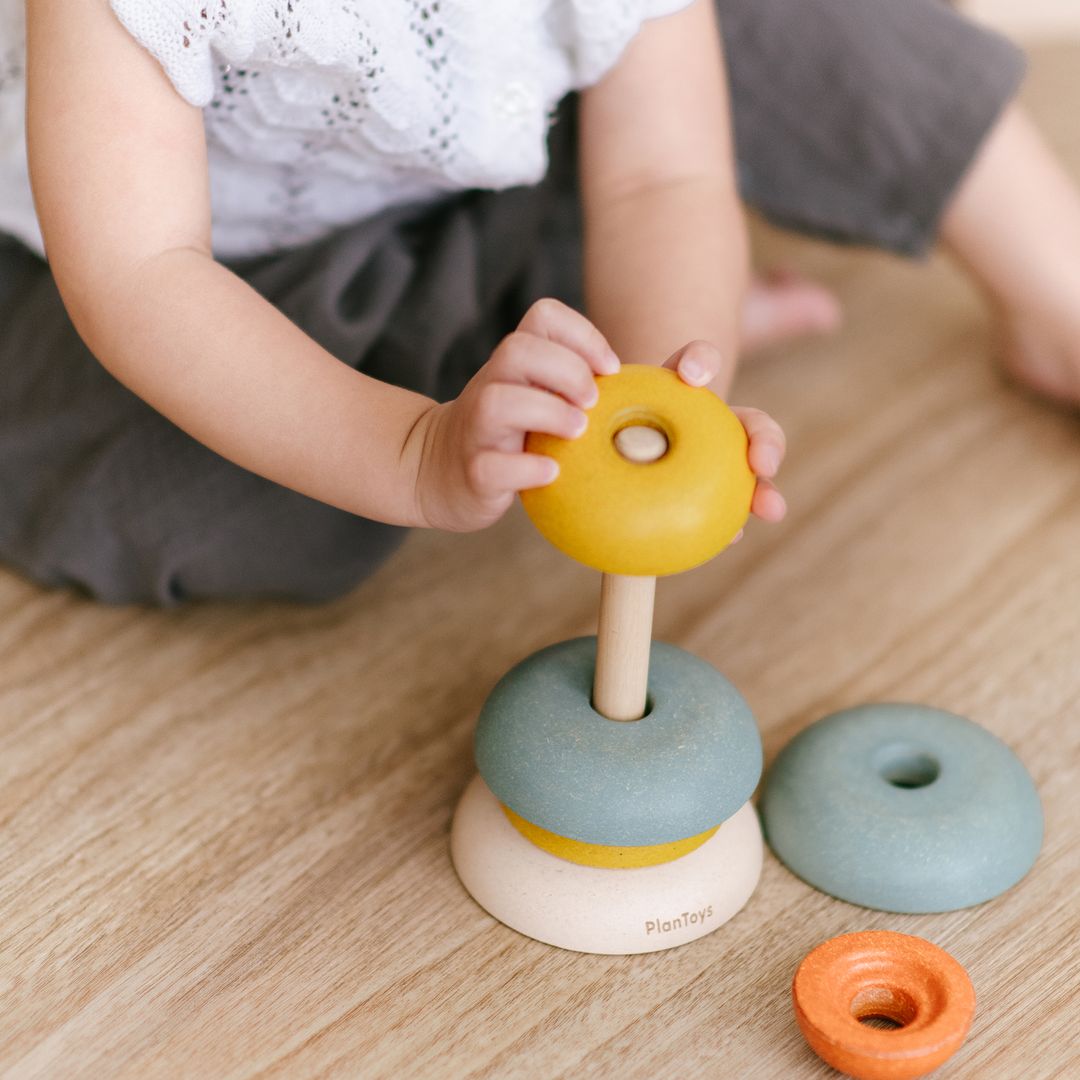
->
[[2, 46, 1079, 1080]]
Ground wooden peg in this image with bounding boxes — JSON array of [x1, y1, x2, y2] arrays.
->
[[593, 572, 656, 722], [613, 424, 668, 464]]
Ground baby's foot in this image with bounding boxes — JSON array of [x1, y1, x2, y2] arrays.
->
[[995, 273, 1080, 408], [740, 268, 842, 354]]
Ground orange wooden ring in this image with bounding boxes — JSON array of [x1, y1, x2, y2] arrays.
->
[[792, 931, 976, 1080]]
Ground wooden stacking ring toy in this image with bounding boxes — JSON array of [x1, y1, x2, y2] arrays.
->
[[451, 363, 764, 953], [451, 779, 762, 953], [474, 637, 761, 848], [520, 364, 756, 576], [792, 931, 976, 1080], [760, 703, 1043, 913]]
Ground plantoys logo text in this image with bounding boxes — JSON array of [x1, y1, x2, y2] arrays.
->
[[645, 906, 714, 936]]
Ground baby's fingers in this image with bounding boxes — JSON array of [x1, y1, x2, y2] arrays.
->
[[473, 383, 587, 452], [751, 479, 787, 522], [517, 297, 620, 377], [731, 405, 786, 479], [467, 450, 559, 500], [732, 405, 787, 521], [491, 332, 601, 410], [664, 339, 728, 388]]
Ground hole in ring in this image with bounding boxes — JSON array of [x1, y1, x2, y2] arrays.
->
[[874, 742, 941, 789], [858, 1015, 906, 1031], [851, 986, 918, 1031]]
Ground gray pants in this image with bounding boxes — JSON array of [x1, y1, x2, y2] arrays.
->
[[0, 0, 1024, 605]]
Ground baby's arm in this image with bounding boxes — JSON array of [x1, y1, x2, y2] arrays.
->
[[578, 0, 784, 518], [27, 1, 618, 538], [26, 1, 444, 525], [27, 1, 783, 540]]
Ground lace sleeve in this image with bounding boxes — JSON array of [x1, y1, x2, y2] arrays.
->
[[641, 1, 700, 17], [108, 1, 241, 107], [551, 0, 698, 89]]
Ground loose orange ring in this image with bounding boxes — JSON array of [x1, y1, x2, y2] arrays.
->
[[792, 931, 976, 1080]]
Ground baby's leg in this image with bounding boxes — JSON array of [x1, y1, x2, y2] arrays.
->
[[0, 234, 405, 605], [719, 0, 1025, 256], [717, 0, 1035, 351], [941, 104, 1080, 404]]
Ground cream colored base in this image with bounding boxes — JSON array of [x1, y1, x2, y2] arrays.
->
[[450, 774, 763, 955]]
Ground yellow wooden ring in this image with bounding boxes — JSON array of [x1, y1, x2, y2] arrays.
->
[[501, 804, 719, 868], [521, 365, 755, 576]]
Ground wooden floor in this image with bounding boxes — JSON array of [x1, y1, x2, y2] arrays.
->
[[3, 47, 1079, 1080]]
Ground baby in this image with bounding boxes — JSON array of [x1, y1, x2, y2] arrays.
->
[[1, 0, 1077, 604]]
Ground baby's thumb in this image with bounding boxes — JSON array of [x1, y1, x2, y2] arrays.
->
[[662, 339, 726, 388]]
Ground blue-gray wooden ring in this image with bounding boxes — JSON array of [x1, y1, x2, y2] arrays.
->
[[759, 703, 1043, 913], [473, 636, 762, 847]]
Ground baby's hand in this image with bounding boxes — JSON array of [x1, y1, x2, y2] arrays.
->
[[412, 306, 787, 534], [663, 339, 787, 528], [413, 298, 619, 532]]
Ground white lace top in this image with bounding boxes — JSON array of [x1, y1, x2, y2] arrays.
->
[[0, 0, 693, 259]]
